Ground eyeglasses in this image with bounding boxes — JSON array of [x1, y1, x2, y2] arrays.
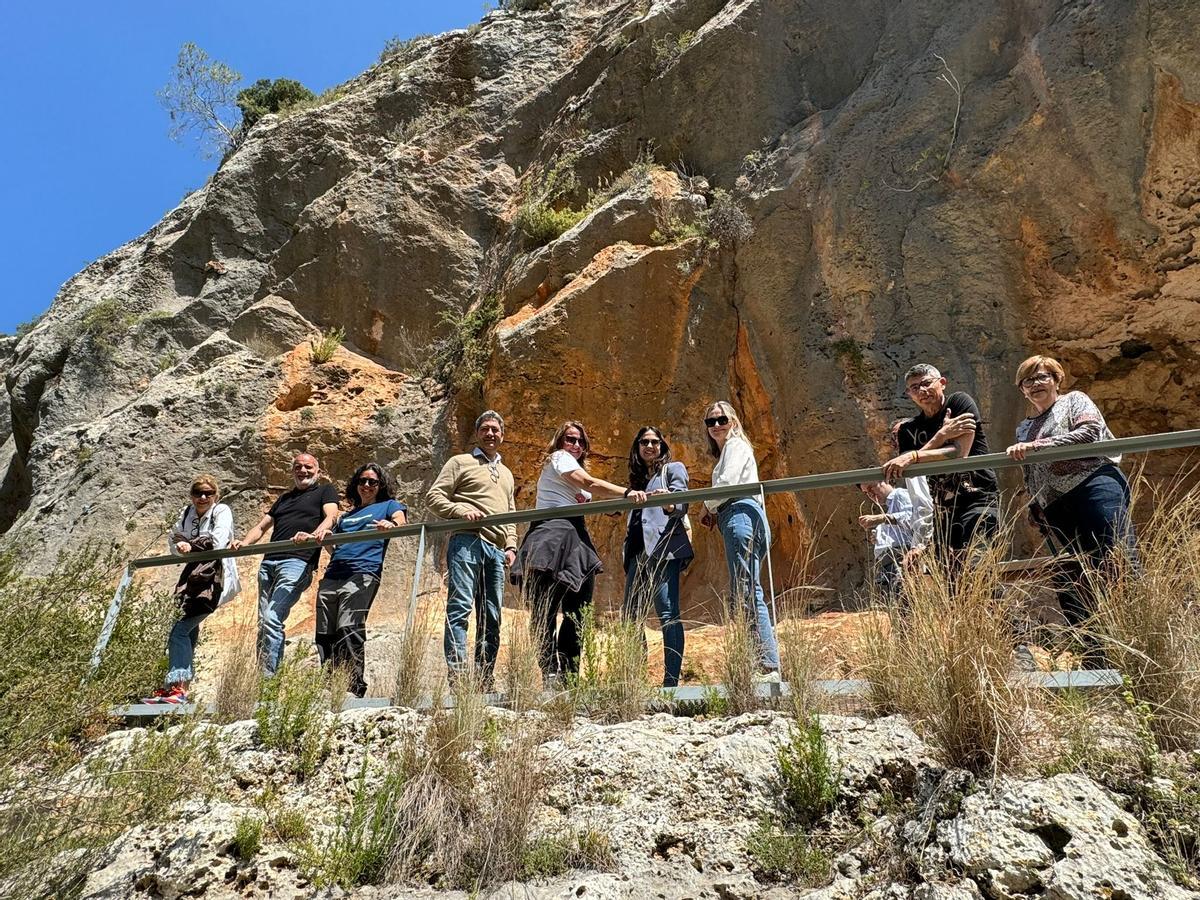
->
[[705, 416, 730, 428], [561, 436, 584, 447], [358, 477, 380, 486], [905, 377, 939, 396], [1020, 372, 1056, 388], [191, 489, 216, 498], [639, 438, 662, 447]]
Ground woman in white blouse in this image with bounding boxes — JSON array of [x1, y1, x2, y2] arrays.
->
[[699, 401, 779, 676], [513, 421, 646, 682], [146, 473, 241, 704]]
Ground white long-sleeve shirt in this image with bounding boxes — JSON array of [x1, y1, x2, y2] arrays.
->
[[169, 502, 241, 604], [705, 434, 760, 512]]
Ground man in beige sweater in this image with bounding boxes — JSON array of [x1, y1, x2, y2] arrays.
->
[[426, 410, 518, 686]]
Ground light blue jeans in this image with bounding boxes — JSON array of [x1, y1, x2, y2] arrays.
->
[[257, 557, 315, 676], [444, 533, 506, 683], [718, 499, 780, 671], [165, 612, 210, 685]]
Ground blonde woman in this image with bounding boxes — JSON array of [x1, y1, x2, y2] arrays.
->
[[512, 421, 647, 682], [146, 474, 240, 703], [700, 401, 779, 677]]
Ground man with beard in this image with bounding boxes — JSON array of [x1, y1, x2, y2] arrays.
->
[[233, 452, 340, 675]]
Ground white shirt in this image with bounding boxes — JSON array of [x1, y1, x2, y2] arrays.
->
[[705, 434, 760, 512], [169, 502, 242, 604], [535, 450, 592, 509], [873, 488, 916, 558], [904, 475, 935, 545]]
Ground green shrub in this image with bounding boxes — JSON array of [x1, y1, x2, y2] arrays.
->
[[652, 30, 695, 73], [255, 653, 333, 779], [301, 754, 408, 888], [570, 607, 655, 723], [309, 326, 345, 364], [379, 33, 430, 64], [80, 297, 142, 365], [500, 0, 552, 10], [430, 295, 503, 393], [517, 828, 614, 879], [237, 78, 317, 129], [233, 815, 264, 860], [514, 153, 586, 247], [745, 820, 830, 885], [372, 405, 396, 426], [778, 716, 839, 825], [830, 337, 868, 383], [13, 313, 43, 339]]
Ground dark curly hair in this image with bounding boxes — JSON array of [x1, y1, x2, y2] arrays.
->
[[627, 426, 672, 490], [346, 463, 393, 509]]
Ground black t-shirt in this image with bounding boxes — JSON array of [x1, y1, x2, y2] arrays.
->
[[898, 391, 998, 507], [265, 482, 340, 564]]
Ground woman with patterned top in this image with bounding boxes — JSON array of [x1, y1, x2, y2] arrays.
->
[[1005, 355, 1134, 650]]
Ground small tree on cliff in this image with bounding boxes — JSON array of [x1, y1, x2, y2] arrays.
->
[[157, 42, 243, 158], [236, 78, 316, 130]]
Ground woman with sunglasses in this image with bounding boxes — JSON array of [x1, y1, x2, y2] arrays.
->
[[622, 426, 693, 687], [146, 474, 241, 704], [513, 421, 647, 683], [309, 463, 408, 697], [699, 401, 780, 678], [1005, 355, 1132, 663]]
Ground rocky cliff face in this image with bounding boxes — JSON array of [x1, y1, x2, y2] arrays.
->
[[3, 0, 1200, 614]]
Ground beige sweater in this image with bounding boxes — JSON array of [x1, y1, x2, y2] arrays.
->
[[425, 451, 518, 551]]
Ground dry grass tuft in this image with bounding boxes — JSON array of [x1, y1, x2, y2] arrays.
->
[[390, 606, 438, 709], [503, 614, 543, 714], [718, 595, 760, 716], [1095, 481, 1200, 752], [857, 528, 1038, 775], [572, 608, 655, 723], [210, 602, 262, 724]]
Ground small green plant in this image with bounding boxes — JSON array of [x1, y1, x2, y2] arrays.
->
[[429, 295, 503, 393], [514, 153, 587, 246], [571, 607, 655, 723], [155, 351, 179, 373], [778, 716, 839, 825], [309, 326, 344, 364], [652, 30, 695, 73], [379, 33, 430, 64], [80, 297, 142, 365], [299, 407, 316, 424], [830, 337, 869, 384], [255, 653, 333, 779], [301, 754, 407, 888], [13, 313, 44, 339], [500, 0, 552, 10], [233, 814, 264, 860], [745, 819, 831, 885], [272, 807, 311, 843], [518, 827, 614, 879], [372, 405, 396, 426]]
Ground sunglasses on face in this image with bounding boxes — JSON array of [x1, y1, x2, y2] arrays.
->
[[639, 438, 662, 447], [705, 416, 730, 428], [191, 490, 215, 498], [561, 436, 584, 447], [358, 477, 380, 486], [1020, 372, 1055, 388]]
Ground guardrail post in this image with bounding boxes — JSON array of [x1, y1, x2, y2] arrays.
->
[[759, 485, 778, 625], [86, 562, 135, 679], [405, 524, 428, 634]]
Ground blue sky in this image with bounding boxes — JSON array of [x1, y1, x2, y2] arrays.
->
[[0, 1, 481, 334]]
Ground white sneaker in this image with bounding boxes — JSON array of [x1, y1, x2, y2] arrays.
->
[[753, 670, 781, 684]]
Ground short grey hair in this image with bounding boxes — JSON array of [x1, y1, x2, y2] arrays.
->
[[903, 363, 941, 382], [474, 409, 505, 432]]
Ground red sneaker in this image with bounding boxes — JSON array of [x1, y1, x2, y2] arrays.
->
[[141, 687, 171, 704], [160, 685, 189, 705]]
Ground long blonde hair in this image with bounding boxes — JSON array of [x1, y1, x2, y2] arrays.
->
[[704, 400, 752, 459]]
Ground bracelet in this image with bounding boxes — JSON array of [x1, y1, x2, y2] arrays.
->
[[912, 450, 920, 464], [623, 487, 632, 498]]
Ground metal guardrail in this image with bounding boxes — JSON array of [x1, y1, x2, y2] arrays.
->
[[87, 428, 1200, 676]]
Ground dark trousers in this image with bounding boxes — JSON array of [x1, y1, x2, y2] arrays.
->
[[315, 572, 381, 697], [1042, 466, 1135, 631], [527, 570, 594, 677]]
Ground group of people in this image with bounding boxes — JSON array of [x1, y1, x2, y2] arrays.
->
[[855, 356, 1133, 664], [145, 352, 1133, 702]]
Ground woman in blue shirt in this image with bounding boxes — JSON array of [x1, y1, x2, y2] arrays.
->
[[306, 463, 407, 697]]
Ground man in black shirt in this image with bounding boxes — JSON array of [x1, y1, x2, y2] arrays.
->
[[233, 452, 340, 675], [883, 364, 999, 555]]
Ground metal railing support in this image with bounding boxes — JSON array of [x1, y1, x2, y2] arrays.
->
[[405, 524, 427, 634], [759, 485, 778, 625], [86, 563, 134, 679]]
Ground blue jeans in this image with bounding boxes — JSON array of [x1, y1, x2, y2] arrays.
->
[[165, 612, 210, 685], [1042, 466, 1136, 628], [444, 533, 506, 683], [623, 555, 685, 686], [718, 499, 779, 671], [257, 557, 315, 676]]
